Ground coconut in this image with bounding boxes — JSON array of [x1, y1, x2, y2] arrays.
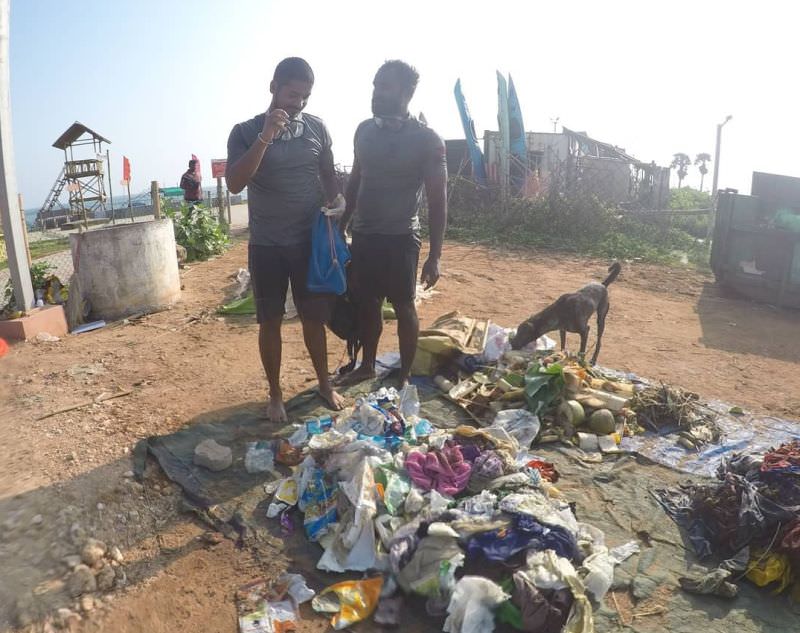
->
[[589, 409, 616, 434], [558, 400, 586, 426]]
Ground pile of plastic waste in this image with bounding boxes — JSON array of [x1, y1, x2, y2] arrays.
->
[[654, 439, 800, 600], [264, 383, 638, 632]]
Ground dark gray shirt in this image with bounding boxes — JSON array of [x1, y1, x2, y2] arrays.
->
[[227, 112, 333, 246], [352, 116, 446, 235]]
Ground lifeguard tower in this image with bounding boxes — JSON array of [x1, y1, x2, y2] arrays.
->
[[36, 122, 110, 229]]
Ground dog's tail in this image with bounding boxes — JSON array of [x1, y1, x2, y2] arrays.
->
[[602, 262, 622, 287]]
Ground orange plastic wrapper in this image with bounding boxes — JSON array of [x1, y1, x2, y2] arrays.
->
[[275, 439, 303, 466], [311, 577, 383, 630]]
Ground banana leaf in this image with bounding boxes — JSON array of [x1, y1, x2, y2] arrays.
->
[[524, 362, 564, 415], [218, 292, 256, 315]]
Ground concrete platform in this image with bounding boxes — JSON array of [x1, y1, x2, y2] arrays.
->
[[0, 305, 68, 342]]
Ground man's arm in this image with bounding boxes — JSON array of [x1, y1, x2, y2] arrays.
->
[[319, 146, 339, 205], [225, 109, 289, 194], [339, 157, 361, 234], [420, 135, 448, 289]]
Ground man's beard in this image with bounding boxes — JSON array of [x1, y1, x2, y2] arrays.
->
[[372, 97, 400, 117]]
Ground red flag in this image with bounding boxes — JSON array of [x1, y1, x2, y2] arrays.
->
[[191, 153, 201, 179], [122, 156, 131, 183]]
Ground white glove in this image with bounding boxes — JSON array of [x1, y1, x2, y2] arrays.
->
[[322, 194, 346, 218]]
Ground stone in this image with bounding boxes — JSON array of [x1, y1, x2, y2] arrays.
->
[[611, 568, 633, 591], [81, 538, 107, 566], [35, 331, 61, 343], [113, 568, 128, 589], [62, 555, 82, 570], [193, 439, 232, 472], [96, 564, 115, 592], [31, 514, 44, 526], [80, 595, 94, 613], [632, 574, 659, 602], [636, 547, 657, 574], [69, 523, 86, 545], [128, 510, 140, 522], [68, 565, 97, 597], [122, 470, 134, 479], [55, 608, 80, 629], [109, 546, 124, 564], [96, 503, 105, 511]]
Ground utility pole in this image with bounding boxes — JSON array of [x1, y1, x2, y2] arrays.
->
[[711, 115, 732, 197], [707, 115, 733, 240], [551, 117, 560, 133], [0, 0, 34, 311]]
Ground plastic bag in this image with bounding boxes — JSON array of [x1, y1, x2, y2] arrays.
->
[[245, 442, 276, 474], [746, 551, 793, 593], [443, 576, 509, 633], [317, 459, 378, 572], [405, 487, 425, 515], [581, 549, 614, 601], [311, 577, 383, 630], [287, 425, 309, 447], [238, 600, 296, 633], [457, 490, 498, 520], [307, 212, 350, 295], [399, 384, 421, 418], [492, 410, 541, 450], [482, 324, 511, 363], [299, 467, 337, 541], [381, 469, 411, 515], [279, 573, 315, 605], [322, 193, 346, 218]]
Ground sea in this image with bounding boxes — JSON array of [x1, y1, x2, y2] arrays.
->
[[23, 186, 236, 230]]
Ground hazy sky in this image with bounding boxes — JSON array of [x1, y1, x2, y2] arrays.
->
[[10, 0, 798, 206]]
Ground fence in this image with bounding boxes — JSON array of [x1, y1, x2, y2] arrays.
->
[[1, 183, 243, 315]]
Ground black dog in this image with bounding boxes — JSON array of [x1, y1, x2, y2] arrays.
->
[[509, 262, 622, 364]]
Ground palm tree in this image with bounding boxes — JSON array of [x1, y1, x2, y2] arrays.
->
[[670, 153, 691, 188], [695, 152, 712, 192]]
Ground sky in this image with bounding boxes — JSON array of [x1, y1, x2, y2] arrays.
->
[[9, 0, 800, 207]]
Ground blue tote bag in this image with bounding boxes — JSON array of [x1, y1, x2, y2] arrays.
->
[[308, 212, 350, 295]]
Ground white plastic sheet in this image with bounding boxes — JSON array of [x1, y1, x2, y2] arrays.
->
[[443, 576, 509, 633]]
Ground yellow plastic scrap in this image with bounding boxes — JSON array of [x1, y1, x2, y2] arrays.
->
[[746, 551, 794, 594], [312, 577, 383, 630], [454, 425, 517, 454]]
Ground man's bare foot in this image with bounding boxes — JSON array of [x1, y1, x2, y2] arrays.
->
[[334, 365, 377, 387], [318, 386, 345, 411], [266, 398, 288, 423]]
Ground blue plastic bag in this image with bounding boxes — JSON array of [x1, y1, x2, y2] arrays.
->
[[308, 212, 350, 295]]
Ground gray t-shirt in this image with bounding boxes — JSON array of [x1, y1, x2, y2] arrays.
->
[[352, 116, 446, 235], [227, 112, 333, 246]]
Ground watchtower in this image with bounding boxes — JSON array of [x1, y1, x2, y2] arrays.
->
[[37, 122, 110, 228]]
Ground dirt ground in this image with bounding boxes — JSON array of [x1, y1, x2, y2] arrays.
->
[[2, 232, 799, 632]]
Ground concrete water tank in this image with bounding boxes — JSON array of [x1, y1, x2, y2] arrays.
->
[[70, 219, 181, 321]]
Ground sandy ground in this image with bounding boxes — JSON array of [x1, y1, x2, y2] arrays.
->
[[1, 233, 799, 631]]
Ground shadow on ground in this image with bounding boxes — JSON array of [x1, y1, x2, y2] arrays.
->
[[695, 282, 800, 363]]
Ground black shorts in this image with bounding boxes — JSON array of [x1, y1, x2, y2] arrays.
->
[[248, 243, 333, 323], [350, 232, 420, 305]]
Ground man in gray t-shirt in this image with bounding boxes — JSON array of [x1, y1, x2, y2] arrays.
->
[[226, 57, 344, 422], [340, 60, 448, 386]]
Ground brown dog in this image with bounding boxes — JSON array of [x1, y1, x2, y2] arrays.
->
[[509, 262, 622, 364]]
